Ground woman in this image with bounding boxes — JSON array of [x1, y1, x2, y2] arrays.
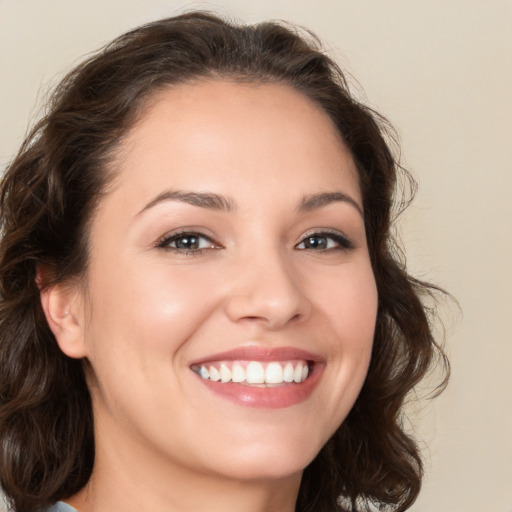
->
[[0, 12, 448, 512]]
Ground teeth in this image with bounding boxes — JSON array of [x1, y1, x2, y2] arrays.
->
[[293, 362, 304, 383], [209, 366, 221, 382], [220, 363, 231, 383], [246, 361, 265, 384], [283, 362, 294, 382], [265, 362, 283, 384], [194, 360, 311, 385], [231, 363, 245, 383]]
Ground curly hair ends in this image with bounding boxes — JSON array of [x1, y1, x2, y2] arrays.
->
[[0, 11, 449, 512]]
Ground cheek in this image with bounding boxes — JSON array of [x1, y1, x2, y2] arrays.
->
[[338, 269, 378, 381], [82, 260, 223, 427], [85, 257, 223, 364], [313, 262, 378, 344], [342, 277, 378, 353], [312, 262, 377, 401]]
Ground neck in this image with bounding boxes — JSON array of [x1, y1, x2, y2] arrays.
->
[[69, 467, 301, 512], [67, 424, 302, 512]]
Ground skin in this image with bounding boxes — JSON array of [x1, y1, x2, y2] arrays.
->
[[42, 81, 378, 512]]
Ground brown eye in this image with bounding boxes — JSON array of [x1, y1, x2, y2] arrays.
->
[[157, 232, 218, 253], [302, 236, 329, 250], [173, 234, 201, 250]]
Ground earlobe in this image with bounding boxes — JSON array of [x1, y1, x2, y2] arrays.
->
[[39, 280, 87, 359]]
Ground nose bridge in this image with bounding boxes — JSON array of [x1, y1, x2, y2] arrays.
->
[[224, 241, 310, 328]]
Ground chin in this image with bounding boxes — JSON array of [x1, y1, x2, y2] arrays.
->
[[200, 433, 324, 482], [216, 457, 310, 483]]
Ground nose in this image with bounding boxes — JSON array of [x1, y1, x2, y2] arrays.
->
[[223, 248, 312, 329]]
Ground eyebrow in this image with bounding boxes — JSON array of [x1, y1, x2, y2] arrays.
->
[[136, 190, 236, 216], [137, 189, 363, 218], [298, 192, 364, 217]]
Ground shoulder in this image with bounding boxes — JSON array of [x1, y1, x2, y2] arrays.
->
[[37, 503, 78, 512]]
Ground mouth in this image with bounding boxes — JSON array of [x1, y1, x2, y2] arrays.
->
[[189, 347, 323, 408], [192, 359, 312, 386]]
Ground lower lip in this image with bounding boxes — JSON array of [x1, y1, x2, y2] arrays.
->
[[195, 364, 324, 409]]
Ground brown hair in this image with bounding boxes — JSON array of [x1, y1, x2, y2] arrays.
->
[[0, 12, 448, 512]]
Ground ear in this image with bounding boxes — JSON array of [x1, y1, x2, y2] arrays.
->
[[39, 277, 87, 359]]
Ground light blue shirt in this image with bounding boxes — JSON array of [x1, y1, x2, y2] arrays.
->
[[39, 502, 77, 512]]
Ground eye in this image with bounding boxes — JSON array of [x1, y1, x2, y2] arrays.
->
[[156, 231, 219, 253], [295, 231, 353, 251]]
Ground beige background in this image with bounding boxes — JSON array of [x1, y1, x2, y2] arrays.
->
[[1, 1, 511, 511]]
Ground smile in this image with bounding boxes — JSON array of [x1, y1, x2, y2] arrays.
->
[[190, 347, 324, 408], [192, 360, 310, 386]]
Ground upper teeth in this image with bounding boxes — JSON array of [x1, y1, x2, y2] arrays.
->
[[193, 360, 310, 385]]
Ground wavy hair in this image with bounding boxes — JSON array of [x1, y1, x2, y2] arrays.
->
[[0, 12, 448, 512]]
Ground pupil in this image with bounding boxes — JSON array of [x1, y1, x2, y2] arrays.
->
[[176, 235, 198, 250], [307, 236, 326, 249]]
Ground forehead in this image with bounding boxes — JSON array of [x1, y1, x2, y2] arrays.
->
[[107, 80, 361, 209]]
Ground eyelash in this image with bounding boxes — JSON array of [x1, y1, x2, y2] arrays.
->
[[156, 230, 354, 255], [295, 230, 354, 252], [156, 230, 220, 255]]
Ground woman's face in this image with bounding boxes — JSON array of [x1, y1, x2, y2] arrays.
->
[[65, 81, 377, 483]]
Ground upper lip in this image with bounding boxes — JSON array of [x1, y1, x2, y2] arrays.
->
[[189, 346, 324, 366]]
